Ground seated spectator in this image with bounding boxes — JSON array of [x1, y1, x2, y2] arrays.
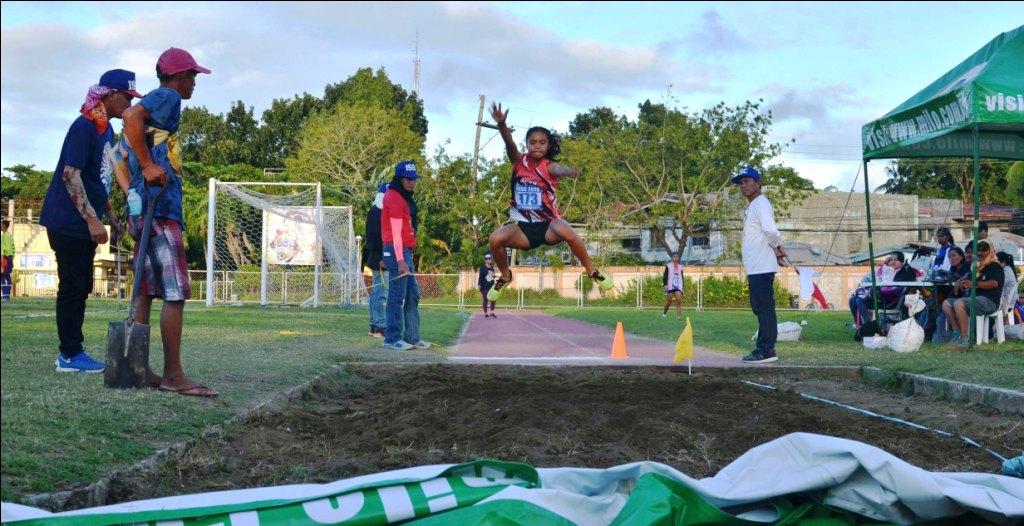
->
[[930, 246, 968, 343], [940, 240, 1004, 345], [849, 251, 917, 329], [947, 247, 970, 282]]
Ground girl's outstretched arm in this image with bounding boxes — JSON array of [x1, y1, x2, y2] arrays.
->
[[548, 163, 581, 179], [490, 102, 520, 164]]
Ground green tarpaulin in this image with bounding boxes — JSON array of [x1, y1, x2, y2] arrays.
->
[[862, 25, 1024, 160], [4, 433, 1023, 525]]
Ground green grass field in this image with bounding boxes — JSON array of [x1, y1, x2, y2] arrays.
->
[[549, 307, 1024, 389], [0, 299, 466, 502], [2, 299, 1021, 504]]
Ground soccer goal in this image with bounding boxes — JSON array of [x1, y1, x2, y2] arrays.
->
[[205, 179, 360, 307]]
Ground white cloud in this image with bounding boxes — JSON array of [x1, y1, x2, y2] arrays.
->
[[4, 2, 732, 170]]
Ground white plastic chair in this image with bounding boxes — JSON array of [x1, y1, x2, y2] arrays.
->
[[975, 310, 1005, 345]]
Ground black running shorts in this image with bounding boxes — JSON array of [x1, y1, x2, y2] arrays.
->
[[516, 221, 551, 250]]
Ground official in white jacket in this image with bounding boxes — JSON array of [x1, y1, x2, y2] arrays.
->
[[734, 167, 787, 363]]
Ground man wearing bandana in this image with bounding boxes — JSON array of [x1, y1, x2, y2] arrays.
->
[[40, 69, 140, 373]]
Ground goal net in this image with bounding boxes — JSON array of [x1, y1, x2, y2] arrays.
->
[[205, 179, 360, 307]]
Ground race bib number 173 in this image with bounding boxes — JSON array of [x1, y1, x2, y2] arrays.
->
[[515, 184, 543, 211]]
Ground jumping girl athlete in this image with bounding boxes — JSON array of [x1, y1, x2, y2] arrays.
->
[[486, 102, 612, 300]]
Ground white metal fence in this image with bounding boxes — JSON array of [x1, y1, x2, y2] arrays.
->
[[6, 267, 892, 313]]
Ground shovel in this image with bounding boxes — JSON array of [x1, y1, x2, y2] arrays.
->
[[104, 183, 166, 389]]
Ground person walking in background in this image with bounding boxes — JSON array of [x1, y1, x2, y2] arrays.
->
[[662, 251, 684, 318], [478, 252, 497, 318], [362, 182, 388, 338], [1, 218, 14, 301], [381, 161, 431, 351], [734, 167, 786, 364], [40, 69, 137, 372]]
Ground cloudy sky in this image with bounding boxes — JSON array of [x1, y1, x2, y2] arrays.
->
[[1, 2, 1017, 190]]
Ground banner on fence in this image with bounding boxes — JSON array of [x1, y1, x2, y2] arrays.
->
[[264, 208, 318, 266]]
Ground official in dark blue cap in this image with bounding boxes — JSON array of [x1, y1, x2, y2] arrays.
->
[[733, 165, 787, 364], [381, 160, 431, 350], [37, 68, 142, 372]]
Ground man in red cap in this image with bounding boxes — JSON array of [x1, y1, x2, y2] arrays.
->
[[116, 47, 216, 397], [40, 69, 140, 373]]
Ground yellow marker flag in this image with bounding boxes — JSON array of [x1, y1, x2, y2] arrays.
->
[[673, 317, 693, 364]]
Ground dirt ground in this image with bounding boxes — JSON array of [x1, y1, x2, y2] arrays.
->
[[107, 364, 1022, 505]]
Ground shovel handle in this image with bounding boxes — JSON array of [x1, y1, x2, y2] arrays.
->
[[128, 182, 169, 323]]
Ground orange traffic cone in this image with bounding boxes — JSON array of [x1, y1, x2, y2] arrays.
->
[[610, 321, 629, 359]]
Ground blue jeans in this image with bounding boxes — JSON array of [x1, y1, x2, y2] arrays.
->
[[848, 295, 874, 327], [369, 268, 388, 328], [747, 273, 777, 353], [383, 246, 420, 345]]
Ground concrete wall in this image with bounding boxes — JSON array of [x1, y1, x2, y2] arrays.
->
[[778, 191, 920, 255]]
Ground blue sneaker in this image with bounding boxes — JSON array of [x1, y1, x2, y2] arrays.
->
[[383, 341, 413, 351], [55, 351, 105, 373]]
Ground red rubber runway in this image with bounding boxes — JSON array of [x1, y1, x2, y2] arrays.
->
[[449, 310, 753, 367]]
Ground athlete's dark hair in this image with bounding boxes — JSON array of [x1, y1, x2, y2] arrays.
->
[[525, 126, 561, 161]]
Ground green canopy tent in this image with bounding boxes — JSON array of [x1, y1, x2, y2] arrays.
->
[[860, 25, 1024, 348]]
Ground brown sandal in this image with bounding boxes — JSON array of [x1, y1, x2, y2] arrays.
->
[[159, 383, 219, 398]]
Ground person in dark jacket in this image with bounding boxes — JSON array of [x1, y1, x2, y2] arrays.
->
[[478, 252, 497, 318], [363, 183, 388, 337]]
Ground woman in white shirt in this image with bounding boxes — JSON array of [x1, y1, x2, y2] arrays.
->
[[997, 252, 1020, 317]]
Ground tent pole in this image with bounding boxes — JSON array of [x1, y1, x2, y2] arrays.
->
[[863, 160, 880, 326], [968, 124, 981, 350]]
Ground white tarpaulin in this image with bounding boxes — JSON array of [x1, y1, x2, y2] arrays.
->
[[4, 433, 1022, 525]]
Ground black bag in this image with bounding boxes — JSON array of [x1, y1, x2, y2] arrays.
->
[[854, 320, 880, 342]]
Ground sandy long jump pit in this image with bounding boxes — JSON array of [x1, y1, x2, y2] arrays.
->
[[98, 363, 1021, 510]]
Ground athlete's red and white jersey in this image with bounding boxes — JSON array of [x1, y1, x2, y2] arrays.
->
[[509, 155, 560, 222]]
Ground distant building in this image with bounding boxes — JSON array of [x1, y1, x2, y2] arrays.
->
[[585, 189, 1016, 266]]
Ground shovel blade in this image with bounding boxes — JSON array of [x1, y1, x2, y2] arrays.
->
[[105, 320, 150, 389]]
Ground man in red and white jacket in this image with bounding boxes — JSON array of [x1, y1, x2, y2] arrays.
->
[[380, 160, 431, 351]]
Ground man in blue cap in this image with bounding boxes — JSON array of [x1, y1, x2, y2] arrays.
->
[[39, 69, 141, 373], [733, 167, 787, 363], [362, 182, 389, 338], [381, 161, 431, 350]]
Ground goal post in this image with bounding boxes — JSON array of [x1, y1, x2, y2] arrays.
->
[[205, 178, 359, 307]]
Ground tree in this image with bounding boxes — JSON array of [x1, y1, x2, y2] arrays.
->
[[223, 101, 264, 167], [285, 103, 426, 212], [568, 107, 623, 137], [323, 67, 427, 137], [414, 146, 511, 269], [881, 158, 1010, 204], [1006, 161, 1024, 206], [2, 164, 51, 201], [762, 165, 814, 191], [562, 99, 794, 255], [260, 93, 322, 167]]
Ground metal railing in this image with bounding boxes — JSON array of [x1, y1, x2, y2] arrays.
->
[[7, 267, 880, 313]]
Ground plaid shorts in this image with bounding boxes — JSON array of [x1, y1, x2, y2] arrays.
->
[[132, 217, 190, 301]]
